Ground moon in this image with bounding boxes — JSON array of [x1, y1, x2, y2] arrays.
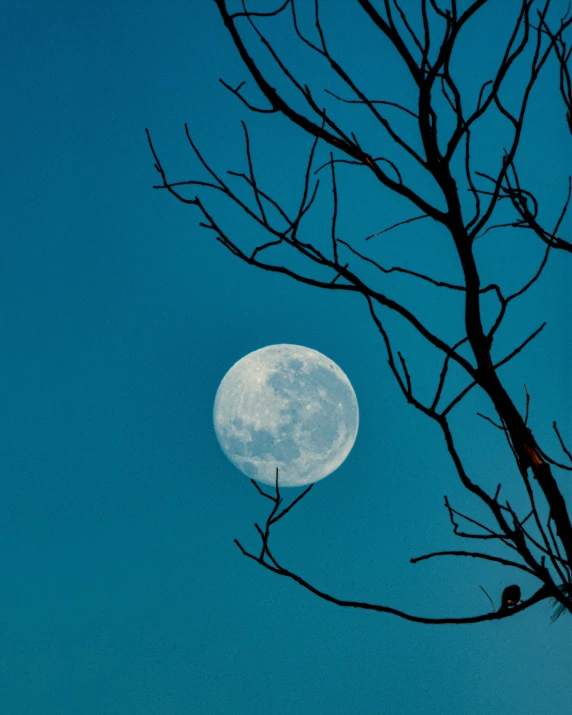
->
[[213, 344, 359, 487]]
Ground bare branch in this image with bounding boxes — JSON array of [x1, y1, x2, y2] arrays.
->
[[235, 534, 551, 623], [479, 584, 496, 612], [230, 0, 290, 21], [219, 78, 278, 113], [324, 89, 419, 119], [338, 239, 466, 291], [329, 153, 339, 264], [477, 412, 506, 431], [365, 214, 430, 240], [443, 496, 515, 547], [411, 550, 537, 576], [154, 0, 572, 624]]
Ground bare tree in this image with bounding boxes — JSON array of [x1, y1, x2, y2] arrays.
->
[[147, 0, 572, 624]]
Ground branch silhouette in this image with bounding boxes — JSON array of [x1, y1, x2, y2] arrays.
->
[[235, 470, 552, 624], [149, 0, 572, 624]]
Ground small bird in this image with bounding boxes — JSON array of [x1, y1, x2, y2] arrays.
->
[[499, 584, 521, 611]]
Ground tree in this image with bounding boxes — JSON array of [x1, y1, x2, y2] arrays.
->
[[147, 0, 572, 624]]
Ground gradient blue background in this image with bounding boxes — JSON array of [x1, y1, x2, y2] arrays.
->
[[2, 1, 571, 713]]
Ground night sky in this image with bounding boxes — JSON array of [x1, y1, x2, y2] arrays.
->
[[2, 1, 571, 713]]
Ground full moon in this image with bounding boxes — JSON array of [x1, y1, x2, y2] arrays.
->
[[213, 344, 359, 487]]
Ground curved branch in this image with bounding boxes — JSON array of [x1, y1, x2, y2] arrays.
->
[[410, 549, 537, 576], [235, 538, 550, 624]]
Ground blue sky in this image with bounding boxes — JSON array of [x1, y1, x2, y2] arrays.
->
[[1, 1, 571, 713]]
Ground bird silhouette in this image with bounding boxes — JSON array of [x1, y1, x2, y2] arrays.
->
[[499, 584, 521, 611]]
